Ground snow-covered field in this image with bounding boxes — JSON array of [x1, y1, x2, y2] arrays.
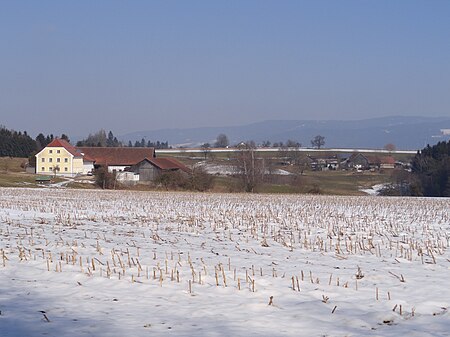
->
[[0, 188, 449, 337], [196, 162, 291, 176]]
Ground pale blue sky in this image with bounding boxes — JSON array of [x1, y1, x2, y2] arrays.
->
[[1, 1, 449, 137]]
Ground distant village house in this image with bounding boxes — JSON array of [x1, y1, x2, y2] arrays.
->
[[344, 153, 395, 171]]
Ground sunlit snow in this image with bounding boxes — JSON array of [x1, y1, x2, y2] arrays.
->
[[0, 188, 449, 336]]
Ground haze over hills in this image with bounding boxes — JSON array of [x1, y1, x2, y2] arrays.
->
[[121, 116, 450, 150]]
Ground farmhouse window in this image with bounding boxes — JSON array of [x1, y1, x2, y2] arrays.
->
[[65, 158, 68, 163], [41, 167, 44, 171], [49, 158, 52, 163], [41, 158, 45, 162], [49, 150, 53, 153], [57, 150, 60, 153], [64, 167, 68, 172], [57, 158, 60, 163]]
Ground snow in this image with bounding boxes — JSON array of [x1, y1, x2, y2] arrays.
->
[[47, 179, 74, 188], [197, 162, 291, 176], [272, 169, 291, 176], [197, 162, 237, 175], [0, 188, 449, 336], [360, 184, 387, 195]]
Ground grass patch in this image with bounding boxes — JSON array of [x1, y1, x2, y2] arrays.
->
[[256, 183, 302, 194], [65, 182, 97, 189], [0, 157, 28, 173], [208, 170, 392, 195], [293, 171, 392, 195], [0, 172, 39, 187], [210, 176, 242, 193]]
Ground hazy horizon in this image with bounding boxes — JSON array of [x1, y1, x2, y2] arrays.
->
[[3, 115, 450, 140], [1, 1, 450, 137]]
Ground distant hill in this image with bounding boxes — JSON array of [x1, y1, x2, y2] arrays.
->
[[121, 116, 450, 150]]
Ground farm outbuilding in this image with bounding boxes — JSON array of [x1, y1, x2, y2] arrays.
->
[[346, 153, 370, 170], [132, 158, 190, 181], [308, 155, 339, 171], [35, 175, 52, 184], [346, 153, 396, 171]]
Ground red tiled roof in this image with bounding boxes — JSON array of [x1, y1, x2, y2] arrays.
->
[[146, 157, 190, 173], [379, 156, 395, 165], [46, 138, 82, 157], [365, 155, 395, 165], [82, 153, 96, 162], [78, 147, 155, 166], [364, 155, 379, 165]]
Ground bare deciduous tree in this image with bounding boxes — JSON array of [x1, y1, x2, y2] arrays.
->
[[215, 134, 229, 148], [201, 143, 211, 160], [261, 140, 271, 148], [384, 143, 396, 152], [95, 166, 116, 189], [52, 165, 60, 178], [234, 142, 265, 192], [286, 139, 301, 148], [311, 135, 325, 149]]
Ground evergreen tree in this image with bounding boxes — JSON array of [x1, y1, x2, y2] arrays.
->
[[35, 133, 47, 149], [106, 131, 115, 147], [76, 130, 121, 147], [412, 140, 450, 197], [0, 126, 37, 157], [61, 134, 70, 142]]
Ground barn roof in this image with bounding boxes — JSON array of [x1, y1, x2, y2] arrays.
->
[[379, 156, 396, 165], [78, 147, 155, 166], [365, 155, 396, 165], [138, 157, 190, 173]]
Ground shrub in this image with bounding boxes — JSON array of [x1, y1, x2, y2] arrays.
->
[[307, 184, 322, 194], [154, 168, 214, 191], [155, 171, 189, 190], [190, 167, 213, 191], [95, 166, 117, 189]]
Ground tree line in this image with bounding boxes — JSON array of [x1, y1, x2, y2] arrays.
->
[[0, 126, 38, 158], [76, 130, 120, 147], [0, 126, 170, 159], [411, 140, 450, 197], [76, 130, 170, 149], [127, 139, 170, 149], [203, 133, 325, 149]]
